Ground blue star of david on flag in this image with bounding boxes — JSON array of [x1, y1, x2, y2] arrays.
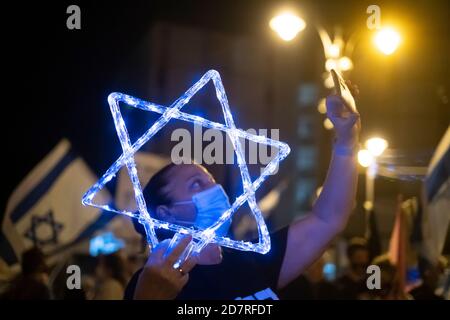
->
[[24, 210, 64, 247], [82, 70, 290, 254]]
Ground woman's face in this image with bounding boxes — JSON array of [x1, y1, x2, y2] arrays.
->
[[156, 164, 216, 225], [157, 164, 223, 265]]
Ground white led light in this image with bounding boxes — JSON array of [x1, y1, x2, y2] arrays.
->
[[82, 70, 291, 255]]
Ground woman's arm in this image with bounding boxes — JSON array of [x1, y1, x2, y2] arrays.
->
[[277, 85, 360, 289]]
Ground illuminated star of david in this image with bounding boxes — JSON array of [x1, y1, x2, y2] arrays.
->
[[82, 70, 290, 254]]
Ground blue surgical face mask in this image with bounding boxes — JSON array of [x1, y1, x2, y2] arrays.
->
[[172, 184, 232, 237]]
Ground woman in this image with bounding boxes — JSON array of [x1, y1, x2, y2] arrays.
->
[[128, 85, 361, 299], [1, 247, 51, 300]]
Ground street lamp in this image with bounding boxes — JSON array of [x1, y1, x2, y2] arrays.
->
[[338, 56, 353, 71], [357, 149, 375, 168], [359, 137, 389, 237], [269, 10, 398, 238], [269, 11, 357, 95], [366, 137, 388, 156], [269, 12, 306, 41], [374, 27, 401, 55]]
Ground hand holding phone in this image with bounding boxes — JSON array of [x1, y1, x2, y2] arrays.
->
[[330, 69, 357, 114]]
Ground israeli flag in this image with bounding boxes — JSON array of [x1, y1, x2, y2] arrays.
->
[[0, 139, 111, 266]]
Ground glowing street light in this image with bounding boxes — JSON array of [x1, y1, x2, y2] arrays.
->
[[323, 118, 334, 130], [360, 137, 388, 237], [366, 137, 388, 157], [374, 27, 401, 55], [325, 58, 338, 72], [326, 43, 341, 58], [269, 12, 306, 41], [317, 98, 327, 114], [338, 56, 353, 71], [359, 146, 376, 237], [358, 149, 374, 167]]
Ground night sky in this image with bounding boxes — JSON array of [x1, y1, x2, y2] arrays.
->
[[3, 0, 449, 230]]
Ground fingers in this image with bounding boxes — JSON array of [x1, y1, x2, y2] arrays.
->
[[326, 95, 345, 118], [147, 239, 171, 264], [345, 80, 359, 97], [179, 273, 189, 287], [165, 235, 192, 267], [179, 255, 198, 274], [327, 94, 358, 118], [349, 112, 360, 127]]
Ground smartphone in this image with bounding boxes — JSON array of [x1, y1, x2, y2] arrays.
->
[[330, 69, 357, 113]]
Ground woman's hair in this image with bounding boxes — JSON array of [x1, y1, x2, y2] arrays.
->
[[133, 163, 177, 241], [142, 163, 177, 213]]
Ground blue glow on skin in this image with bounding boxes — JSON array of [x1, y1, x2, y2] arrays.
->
[[82, 70, 291, 254]]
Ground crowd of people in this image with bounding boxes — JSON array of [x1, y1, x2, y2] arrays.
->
[[279, 238, 448, 300], [0, 235, 447, 300], [0, 247, 143, 300], [0, 234, 449, 300]]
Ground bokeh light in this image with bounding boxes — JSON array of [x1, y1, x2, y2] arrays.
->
[[317, 98, 327, 114], [338, 56, 353, 71], [374, 27, 401, 55], [270, 12, 306, 41], [323, 118, 334, 130], [358, 149, 375, 167], [366, 137, 388, 157]]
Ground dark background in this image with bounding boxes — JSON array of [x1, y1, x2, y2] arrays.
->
[[3, 0, 449, 244]]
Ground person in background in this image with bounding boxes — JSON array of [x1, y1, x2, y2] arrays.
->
[[62, 282, 87, 300], [368, 254, 414, 300], [125, 254, 143, 281], [409, 256, 447, 300], [81, 274, 97, 300], [0, 258, 15, 295], [0, 247, 51, 300], [335, 237, 370, 299], [93, 253, 127, 300], [278, 254, 339, 299]]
